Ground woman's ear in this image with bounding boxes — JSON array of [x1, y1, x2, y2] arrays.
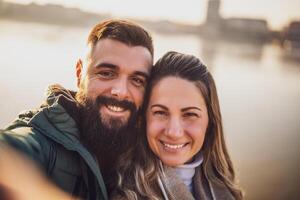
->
[[76, 59, 83, 88]]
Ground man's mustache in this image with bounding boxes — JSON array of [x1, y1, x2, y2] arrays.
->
[[95, 96, 136, 112]]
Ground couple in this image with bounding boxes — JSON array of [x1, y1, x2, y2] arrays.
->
[[0, 19, 242, 199]]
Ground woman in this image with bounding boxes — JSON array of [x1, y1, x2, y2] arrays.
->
[[113, 51, 243, 199]]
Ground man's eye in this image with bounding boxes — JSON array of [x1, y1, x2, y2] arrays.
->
[[97, 71, 115, 78], [131, 76, 146, 87]]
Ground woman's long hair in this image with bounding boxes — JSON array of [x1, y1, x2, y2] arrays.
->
[[113, 51, 243, 199]]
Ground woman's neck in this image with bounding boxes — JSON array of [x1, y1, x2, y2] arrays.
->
[[173, 152, 203, 193]]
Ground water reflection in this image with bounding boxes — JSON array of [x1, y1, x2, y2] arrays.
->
[[200, 38, 265, 72], [0, 20, 299, 200]]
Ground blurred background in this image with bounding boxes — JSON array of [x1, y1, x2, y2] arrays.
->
[[0, 0, 299, 199]]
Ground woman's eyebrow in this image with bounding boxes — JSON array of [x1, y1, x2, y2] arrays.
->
[[150, 104, 168, 110], [181, 107, 202, 112]]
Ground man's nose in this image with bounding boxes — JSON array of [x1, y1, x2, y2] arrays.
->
[[110, 77, 130, 100], [165, 117, 184, 139]]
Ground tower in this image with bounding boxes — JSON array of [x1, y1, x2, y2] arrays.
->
[[0, 0, 4, 14], [206, 0, 221, 26]]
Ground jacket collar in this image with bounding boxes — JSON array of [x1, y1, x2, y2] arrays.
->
[[160, 164, 234, 200], [160, 166, 195, 200]]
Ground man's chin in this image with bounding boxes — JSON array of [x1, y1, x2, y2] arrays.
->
[[101, 117, 129, 133]]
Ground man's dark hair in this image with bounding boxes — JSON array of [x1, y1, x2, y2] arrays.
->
[[87, 19, 154, 57]]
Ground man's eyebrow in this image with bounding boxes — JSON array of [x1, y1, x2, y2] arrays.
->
[[94, 62, 118, 70], [181, 107, 202, 112], [150, 104, 168, 110], [133, 71, 149, 79]]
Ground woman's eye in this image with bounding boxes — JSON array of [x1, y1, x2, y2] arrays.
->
[[183, 112, 199, 119], [153, 110, 167, 117]]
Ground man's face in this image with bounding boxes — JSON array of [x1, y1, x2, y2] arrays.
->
[[77, 38, 153, 131]]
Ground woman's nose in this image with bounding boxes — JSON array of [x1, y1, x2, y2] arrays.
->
[[165, 117, 184, 139]]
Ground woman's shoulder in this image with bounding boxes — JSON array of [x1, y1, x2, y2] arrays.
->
[[193, 166, 236, 200]]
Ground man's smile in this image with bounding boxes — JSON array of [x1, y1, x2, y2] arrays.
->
[[101, 103, 130, 118], [107, 105, 126, 112]]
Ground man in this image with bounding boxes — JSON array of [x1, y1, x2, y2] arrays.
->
[[0, 19, 153, 200]]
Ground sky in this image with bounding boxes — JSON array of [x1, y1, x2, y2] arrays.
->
[[5, 0, 300, 30]]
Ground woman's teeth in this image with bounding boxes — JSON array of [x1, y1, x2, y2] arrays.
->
[[163, 142, 186, 149]]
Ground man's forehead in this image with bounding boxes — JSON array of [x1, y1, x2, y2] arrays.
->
[[92, 38, 152, 58], [88, 39, 152, 73]]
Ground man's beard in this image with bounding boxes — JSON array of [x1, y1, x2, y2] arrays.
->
[[78, 95, 139, 172]]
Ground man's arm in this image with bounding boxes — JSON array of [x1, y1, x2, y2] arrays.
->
[[0, 128, 49, 173], [0, 143, 78, 200]]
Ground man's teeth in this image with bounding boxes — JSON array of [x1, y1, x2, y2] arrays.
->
[[163, 142, 185, 149], [107, 105, 125, 112]]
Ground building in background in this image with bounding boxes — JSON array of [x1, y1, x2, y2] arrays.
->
[[204, 0, 222, 35], [203, 0, 270, 42], [281, 21, 300, 59]]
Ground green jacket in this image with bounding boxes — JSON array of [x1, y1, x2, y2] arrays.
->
[[0, 85, 108, 200]]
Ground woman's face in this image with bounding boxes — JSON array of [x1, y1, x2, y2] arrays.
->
[[146, 76, 209, 166]]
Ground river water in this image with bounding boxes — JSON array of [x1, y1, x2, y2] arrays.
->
[[0, 19, 299, 200]]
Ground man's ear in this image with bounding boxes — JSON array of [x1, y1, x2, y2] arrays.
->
[[76, 59, 83, 88]]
